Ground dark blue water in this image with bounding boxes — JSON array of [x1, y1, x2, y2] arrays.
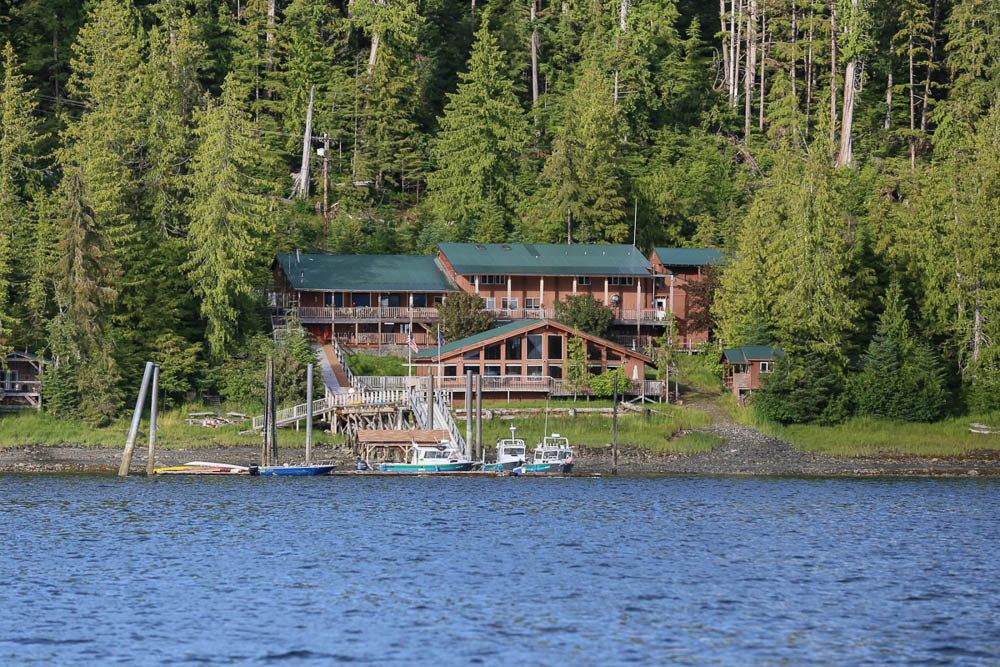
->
[[2, 475, 998, 664]]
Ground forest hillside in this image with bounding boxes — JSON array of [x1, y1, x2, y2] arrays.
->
[[1, 0, 998, 424]]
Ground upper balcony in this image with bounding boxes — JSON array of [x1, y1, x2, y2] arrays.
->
[[296, 306, 441, 323]]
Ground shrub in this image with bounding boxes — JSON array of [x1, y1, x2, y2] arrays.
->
[[554, 294, 614, 337], [436, 293, 494, 341], [589, 367, 633, 397]]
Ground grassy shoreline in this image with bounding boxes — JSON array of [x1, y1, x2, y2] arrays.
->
[[723, 395, 1000, 457]]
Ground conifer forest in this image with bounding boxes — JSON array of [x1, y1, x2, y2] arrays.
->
[[1, 0, 999, 425]]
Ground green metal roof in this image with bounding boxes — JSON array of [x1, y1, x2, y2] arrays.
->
[[722, 345, 783, 363], [414, 320, 538, 358], [438, 242, 652, 276], [653, 248, 726, 267], [415, 319, 651, 362], [276, 253, 457, 292]]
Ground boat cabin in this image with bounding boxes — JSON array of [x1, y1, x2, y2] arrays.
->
[[534, 434, 573, 464]]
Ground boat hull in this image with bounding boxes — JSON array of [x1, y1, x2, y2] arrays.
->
[[482, 460, 523, 472], [257, 465, 336, 476], [513, 462, 574, 474], [378, 462, 474, 472]]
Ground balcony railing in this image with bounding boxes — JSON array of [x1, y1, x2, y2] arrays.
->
[[615, 309, 667, 323], [298, 306, 441, 322], [436, 374, 556, 393], [0, 380, 41, 395], [334, 332, 431, 347], [484, 307, 556, 320]]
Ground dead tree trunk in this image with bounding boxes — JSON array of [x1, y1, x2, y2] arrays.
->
[[744, 0, 757, 137], [830, 4, 838, 151], [720, 0, 731, 93]]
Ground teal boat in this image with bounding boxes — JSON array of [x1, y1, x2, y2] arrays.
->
[[378, 441, 474, 472], [513, 434, 574, 474]]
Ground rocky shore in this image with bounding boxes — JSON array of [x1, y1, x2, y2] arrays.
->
[[2, 423, 998, 477]]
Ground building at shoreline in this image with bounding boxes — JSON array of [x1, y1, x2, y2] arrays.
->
[[271, 242, 723, 353]]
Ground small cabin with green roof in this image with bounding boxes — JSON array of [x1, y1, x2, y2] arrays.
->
[[720, 345, 783, 403], [1, 351, 45, 411]]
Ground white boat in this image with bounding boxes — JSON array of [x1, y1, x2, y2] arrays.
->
[[483, 425, 527, 471], [513, 434, 574, 474], [378, 440, 474, 472]]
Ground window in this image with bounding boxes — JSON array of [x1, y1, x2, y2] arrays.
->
[[505, 364, 522, 376], [352, 293, 370, 307], [577, 276, 591, 286], [333, 292, 344, 307], [549, 365, 563, 379], [609, 276, 635, 286], [482, 297, 496, 309], [606, 350, 621, 362], [526, 365, 544, 377], [464, 349, 480, 361], [588, 364, 602, 376], [548, 335, 563, 360], [444, 365, 457, 377], [588, 345, 603, 361], [760, 362, 772, 373], [501, 297, 518, 309], [527, 335, 543, 360], [484, 365, 501, 377], [525, 297, 541, 309], [433, 296, 444, 306], [464, 365, 480, 375], [506, 337, 522, 360], [411, 293, 427, 307], [484, 344, 501, 360], [479, 275, 507, 285], [2, 369, 17, 390]]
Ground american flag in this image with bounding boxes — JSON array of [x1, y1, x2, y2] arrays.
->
[[407, 335, 419, 354]]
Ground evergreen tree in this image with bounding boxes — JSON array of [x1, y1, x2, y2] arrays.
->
[[185, 76, 276, 357], [526, 59, 628, 243], [0, 43, 43, 354], [427, 25, 529, 241]]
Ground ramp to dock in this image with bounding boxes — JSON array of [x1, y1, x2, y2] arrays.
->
[[316, 344, 351, 393]]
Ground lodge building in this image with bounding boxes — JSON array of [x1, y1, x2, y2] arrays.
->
[[271, 242, 724, 352]]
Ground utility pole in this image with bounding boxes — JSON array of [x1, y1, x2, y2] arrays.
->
[[323, 132, 330, 242], [567, 207, 572, 244]]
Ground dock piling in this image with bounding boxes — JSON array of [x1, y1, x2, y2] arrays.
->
[[306, 362, 314, 464], [612, 374, 619, 475], [465, 371, 473, 460], [475, 374, 483, 461], [119, 361, 154, 477], [146, 364, 160, 476]]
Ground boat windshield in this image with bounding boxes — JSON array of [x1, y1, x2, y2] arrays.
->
[[558, 451, 570, 459]]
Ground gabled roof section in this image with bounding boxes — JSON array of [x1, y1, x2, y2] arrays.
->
[[653, 248, 726, 267], [276, 253, 458, 292], [414, 320, 537, 358], [415, 319, 652, 363], [5, 350, 49, 364], [721, 345, 783, 363], [438, 242, 652, 276]]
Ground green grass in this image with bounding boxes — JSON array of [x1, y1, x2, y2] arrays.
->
[[675, 353, 723, 394], [470, 405, 713, 453], [0, 408, 345, 449], [723, 395, 1000, 457], [346, 353, 407, 376]]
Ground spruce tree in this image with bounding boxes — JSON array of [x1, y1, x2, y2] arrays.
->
[[526, 59, 628, 243], [427, 25, 529, 241], [186, 76, 276, 357], [0, 43, 42, 354]]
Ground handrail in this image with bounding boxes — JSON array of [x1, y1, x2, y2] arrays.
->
[[251, 389, 413, 430], [330, 337, 355, 387]]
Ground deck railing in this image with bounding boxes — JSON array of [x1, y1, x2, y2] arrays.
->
[[251, 389, 413, 430], [297, 306, 440, 322], [354, 375, 427, 391], [336, 332, 431, 347], [0, 380, 41, 394]]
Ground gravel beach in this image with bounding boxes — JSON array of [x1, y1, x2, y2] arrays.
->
[[2, 423, 998, 477]]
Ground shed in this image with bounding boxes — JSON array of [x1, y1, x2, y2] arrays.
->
[[356, 429, 451, 465]]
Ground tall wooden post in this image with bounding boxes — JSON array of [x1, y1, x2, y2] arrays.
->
[[119, 361, 154, 477], [146, 364, 160, 476], [270, 359, 278, 465], [465, 371, 473, 459], [612, 373, 619, 475], [428, 372, 435, 431], [475, 374, 483, 461], [306, 362, 314, 464], [296, 84, 315, 198]]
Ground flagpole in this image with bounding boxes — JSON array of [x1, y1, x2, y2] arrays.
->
[[408, 296, 413, 377]]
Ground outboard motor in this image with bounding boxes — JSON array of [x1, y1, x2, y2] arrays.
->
[[248, 464, 260, 476], [355, 460, 369, 471]]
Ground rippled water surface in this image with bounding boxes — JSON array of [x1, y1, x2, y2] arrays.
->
[[2, 474, 999, 664]]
